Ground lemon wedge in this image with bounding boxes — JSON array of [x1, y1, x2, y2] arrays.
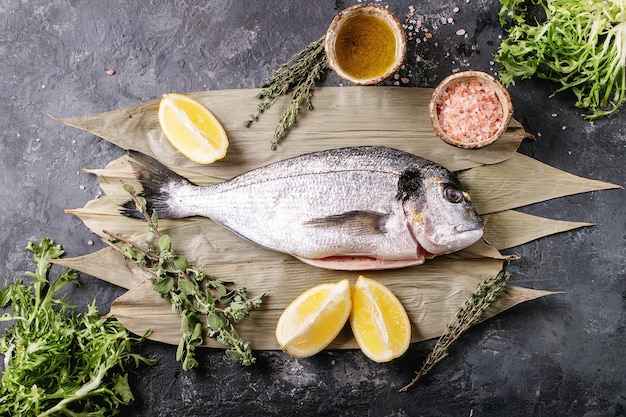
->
[[157, 93, 229, 164], [350, 275, 411, 362], [275, 279, 352, 358]]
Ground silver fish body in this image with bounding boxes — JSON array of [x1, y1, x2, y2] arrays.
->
[[127, 146, 483, 270]]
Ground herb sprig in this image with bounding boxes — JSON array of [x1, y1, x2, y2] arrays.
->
[[244, 35, 328, 149], [0, 238, 156, 416], [400, 271, 510, 392], [103, 184, 264, 370]]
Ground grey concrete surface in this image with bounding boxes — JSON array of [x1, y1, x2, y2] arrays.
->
[[1, 1, 624, 416]]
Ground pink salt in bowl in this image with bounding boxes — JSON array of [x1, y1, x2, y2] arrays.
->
[[429, 70, 513, 149]]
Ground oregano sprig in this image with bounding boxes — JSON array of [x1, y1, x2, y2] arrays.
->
[[400, 271, 510, 392], [103, 183, 264, 370]]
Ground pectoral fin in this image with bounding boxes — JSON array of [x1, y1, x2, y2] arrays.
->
[[304, 211, 389, 236]]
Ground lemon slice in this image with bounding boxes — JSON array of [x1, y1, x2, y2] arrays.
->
[[350, 275, 411, 362], [275, 279, 352, 358], [157, 93, 229, 164]]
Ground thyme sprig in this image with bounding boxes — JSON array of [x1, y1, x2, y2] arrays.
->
[[103, 184, 264, 370], [400, 271, 510, 392], [244, 35, 328, 150]]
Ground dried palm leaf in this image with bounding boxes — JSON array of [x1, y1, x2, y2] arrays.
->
[[53, 86, 619, 351], [52, 87, 531, 177], [459, 153, 621, 215], [482, 211, 593, 250], [55, 247, 556, 350]]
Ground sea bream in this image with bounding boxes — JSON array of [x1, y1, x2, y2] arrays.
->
[[125, 146, 483, 270]]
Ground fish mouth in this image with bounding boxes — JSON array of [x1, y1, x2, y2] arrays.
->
[[453, 220, 484, 233], [415, 221, 484, 256]]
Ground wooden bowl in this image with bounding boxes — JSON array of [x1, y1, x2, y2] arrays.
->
[[429, 70, 513, 149], [325, 4, 406, 85]]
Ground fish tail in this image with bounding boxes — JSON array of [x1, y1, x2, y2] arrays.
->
[[122, 151, 197, 219]]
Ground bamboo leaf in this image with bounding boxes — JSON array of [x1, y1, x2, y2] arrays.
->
[[52, 87, 529, 177], [482, 210, 594, 250], [458, 153, 622, 215], [104, 259, 557, 350], [55, 234, 557, 351], [53, 86, 619, 352]]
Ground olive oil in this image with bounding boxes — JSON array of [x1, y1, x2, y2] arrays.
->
[[333, 14, 398, 81]]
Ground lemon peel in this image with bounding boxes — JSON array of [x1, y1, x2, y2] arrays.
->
[[275, 279, 351, 358], [158, 93, 228, 164], [350, 275, 411, 362]]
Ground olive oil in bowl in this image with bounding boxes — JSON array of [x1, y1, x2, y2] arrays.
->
[[325, 4, 406, 85]]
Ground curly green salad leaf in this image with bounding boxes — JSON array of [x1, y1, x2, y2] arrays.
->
[[496, 0, 626, 119], [0, 238, 156, 417]]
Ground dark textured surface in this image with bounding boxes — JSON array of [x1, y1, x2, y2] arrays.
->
[[1, 1, 625, 416]]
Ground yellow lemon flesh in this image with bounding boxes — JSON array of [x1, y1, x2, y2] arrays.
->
[[275, 279, 352, 358], [157, 93, 228, 164], [350, 275, 411, 362]]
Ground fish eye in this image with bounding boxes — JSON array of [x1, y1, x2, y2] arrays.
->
[[444, 185, 464, 203]]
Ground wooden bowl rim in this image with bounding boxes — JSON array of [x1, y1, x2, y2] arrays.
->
[[325, 4, 407, 86], [429, 70, 513, 149]]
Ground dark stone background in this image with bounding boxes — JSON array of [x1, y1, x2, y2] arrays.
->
[[1, 1, 624, 416]]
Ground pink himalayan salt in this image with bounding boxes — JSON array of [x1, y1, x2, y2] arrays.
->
[[436, 79, 504, 143]]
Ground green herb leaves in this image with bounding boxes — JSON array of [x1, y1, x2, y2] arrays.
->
[[105, 184, 264, 370], [496, 0, 626, 119], [0, 238, 155, 416], [244, 35, 328, 149], [400, 271, 510, 391]]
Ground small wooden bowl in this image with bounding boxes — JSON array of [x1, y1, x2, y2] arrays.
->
[[325, 4, 406, 85], [429, 71, 513, 149]]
